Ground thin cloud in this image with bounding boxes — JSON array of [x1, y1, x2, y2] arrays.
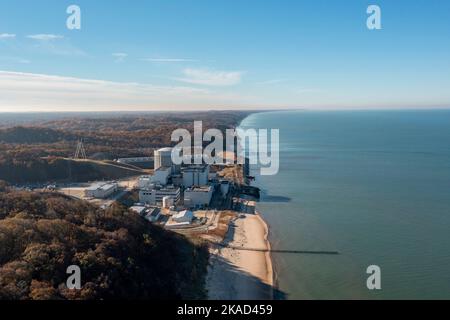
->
[[112, 52, 128, 62], [0, 70, 252, 112], [0, 57, 31, 64], [257, 79, 287, 85], [26, 36, 86, 56], [27, 34, 64, 41], [0, 33, 16, 39], [175, 68, 244, 86], [141, 58, 197, 63]]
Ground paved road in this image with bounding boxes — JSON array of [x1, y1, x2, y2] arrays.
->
[[172, 210, 220, 234], [62, 157, 146, 174]]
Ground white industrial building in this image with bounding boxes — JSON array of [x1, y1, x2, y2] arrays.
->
[[139, 185, 181, 205], [182, 165, 210, 187], [129, 205, 147, 215], [138, 167, 171, 188], [84, 182, 118, 199], [184, 185, 213, 207], [172, 210, 194, 223], [129, 205, 161, 223], [138, 175, 152, 189], [151, 167, 171, 185]]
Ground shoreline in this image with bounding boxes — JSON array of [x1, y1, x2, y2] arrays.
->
[[205, 111, 277, 300], [206, 212, 275, 300], [239, 111, 276, 290], [255, 210, 274, 288]]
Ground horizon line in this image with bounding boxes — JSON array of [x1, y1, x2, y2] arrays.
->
[[1, 106, 450, 114]]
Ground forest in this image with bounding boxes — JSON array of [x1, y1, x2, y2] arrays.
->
[[0, 111, 251, 183], [0, 181, 209, 300]]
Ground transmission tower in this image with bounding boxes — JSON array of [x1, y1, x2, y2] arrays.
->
[[74, 139, 87, 159]]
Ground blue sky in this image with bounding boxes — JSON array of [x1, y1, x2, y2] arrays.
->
[[0, 0, 450, 112]]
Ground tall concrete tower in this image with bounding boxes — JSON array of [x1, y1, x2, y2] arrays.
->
[[154, 147, 173, 170]]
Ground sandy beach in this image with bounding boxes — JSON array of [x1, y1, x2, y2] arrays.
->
[[206, 212, 274, 300]]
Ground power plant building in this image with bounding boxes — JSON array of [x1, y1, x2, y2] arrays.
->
[[184, 185, 213, 207], [151, 167, 171, 185], [138, 175, 152, 189], [139, 185, 181, 205], [182, 165, 210, 187], [84, 182, 118, 199]]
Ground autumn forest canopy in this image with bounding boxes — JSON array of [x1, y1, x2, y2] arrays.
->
[[0, 111, 250, 184], [0, 183, 208, 300]]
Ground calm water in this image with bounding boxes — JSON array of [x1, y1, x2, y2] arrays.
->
[[239, 110, 450, 299]]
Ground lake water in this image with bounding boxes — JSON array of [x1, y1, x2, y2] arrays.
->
[[239, 110, 450, 299]]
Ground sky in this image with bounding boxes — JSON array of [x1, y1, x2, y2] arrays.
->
[[0, 0, 449, 112]]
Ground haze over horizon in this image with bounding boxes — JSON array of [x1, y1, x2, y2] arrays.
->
[[1, 0, 450, 112]]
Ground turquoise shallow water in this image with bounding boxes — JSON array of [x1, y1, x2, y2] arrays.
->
[[239, 110, 450, 299]]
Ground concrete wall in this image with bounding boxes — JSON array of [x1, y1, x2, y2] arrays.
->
[[185, 187, 213, 207]]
